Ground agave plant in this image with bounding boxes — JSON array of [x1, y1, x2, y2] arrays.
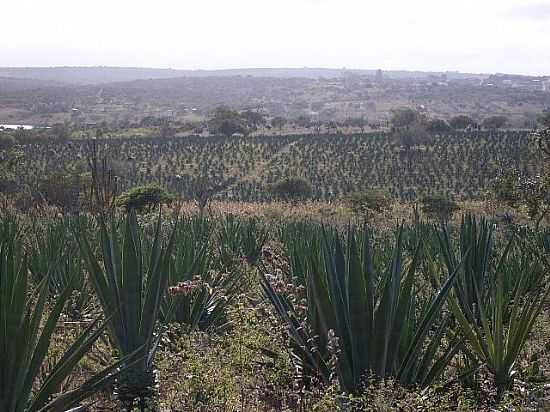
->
[[28, 217, 90, 319], [76, 210, 175, 410], [218, 215, 269, 267], [437, 214, 494, 324], [439, 216, 550, 392], [263, 224, 465, 392], [0, 217, 125, 412], [160, 216, 241, 333]]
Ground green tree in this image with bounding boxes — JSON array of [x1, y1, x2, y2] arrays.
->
[[426, 118, 451, 133], [0, 133, 16, 151], [208, 106, 247, 137], [344, 117, 367, 133], [219, 120, 246, 137], [420, 195, 459, 221], [449, 115, 475, 130], [294, 115, 311, 128], [391, 108, 419, 128], [270, 177, 313, 202], [242, 110, 266, 130], [51, 121, 71, 140], [539, 110, 550, 128], [271, 116, 287, 131], [114, 185, 173, 212], [394, 123, 429, 150], [482, 116, 508, 130], [347, 190, 391, 216]]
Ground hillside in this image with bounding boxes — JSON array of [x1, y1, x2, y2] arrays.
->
[[0, 66, 489, 85]]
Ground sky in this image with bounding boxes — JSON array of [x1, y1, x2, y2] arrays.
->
[[1, 0, 549, 75]]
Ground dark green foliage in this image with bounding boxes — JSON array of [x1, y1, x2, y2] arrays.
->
[[426, 119, 452, 133], [208, 106, 248, 137], [37, 172, 88, 211], [539, 110, 550, 127], [449, 115, 475, 130], [391, 108, 419, 128], [161, 215, 242, 332], [420, 195, 460, 221], [7, 131, 543, 203], [28, 217, 90, 319], [114, 184, 172, 212], [218, 215, 269, 266], [482, 116, 508, 130], [262, 223, 464, 392], [0, 133, 16, 151], [493, 169, 550, 229], [76, 211, 176, 409], [343, 117, 368, 132], [0, 216, 125, 412], [270, 177, 313, 202], [271, 116, 287, 130], [438, 215, 550, 392]]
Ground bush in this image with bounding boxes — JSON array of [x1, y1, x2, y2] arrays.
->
[[420, 195, 460, 221], [114, 184, 173, 211], [391, 108, 419, 128], [347, 190, 391, 215], [449, 115, 474, 130], [0, 134, 16, 151], [426, 119, 451, 133], [482, 116, 507, 130], [37, 172, 89, 211], [270, 177, 313, 202]]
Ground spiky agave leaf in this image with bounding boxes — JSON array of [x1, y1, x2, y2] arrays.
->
[[0, 220, 126, 412], [76, 210, 175, 408]]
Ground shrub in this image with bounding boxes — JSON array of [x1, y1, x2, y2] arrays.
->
[[420, 195, 460, 221], [449, 115, 475, 130], [347, 190, 391, 215], [0, 133, 16, 151], [114, 184, 173, 211], [482, 116, 508, 130], [270, 177, 313, 202], [37, 172, 89, 212], [426, 119, 451, 133]]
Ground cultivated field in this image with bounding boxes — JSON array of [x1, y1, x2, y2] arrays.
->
[[10, 131, 542, 203]]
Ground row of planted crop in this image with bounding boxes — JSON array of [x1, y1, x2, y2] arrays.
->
[[1, 211, 549, 411]]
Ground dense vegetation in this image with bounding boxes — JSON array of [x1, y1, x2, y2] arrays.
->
[[3, 131, 542, 207], [1, 207, 550, 411], [2, 125, 550, 410]]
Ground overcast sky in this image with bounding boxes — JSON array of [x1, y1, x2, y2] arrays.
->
[[1, 0, 549, 75]]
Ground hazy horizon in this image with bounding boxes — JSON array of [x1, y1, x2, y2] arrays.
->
[[1, 0, 549, 76]]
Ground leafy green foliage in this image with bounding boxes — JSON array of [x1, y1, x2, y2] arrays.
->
[[208, 106, 248, 137], [426, 119, 452, 133], [482, 116, 508, 130], [114, 184, 173, 212], [449, 115, 475, 130], [270, 177, 313, 202], [391, 108, 419, 128], [271, 116, 287, 130], [420, 195, 460, 221], [493, 170, 550, 229], [539, 110, 550, 128]]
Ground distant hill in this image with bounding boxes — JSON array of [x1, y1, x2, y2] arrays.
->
[[0, 76, 63, 92], [0, 66, 488, 85]]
